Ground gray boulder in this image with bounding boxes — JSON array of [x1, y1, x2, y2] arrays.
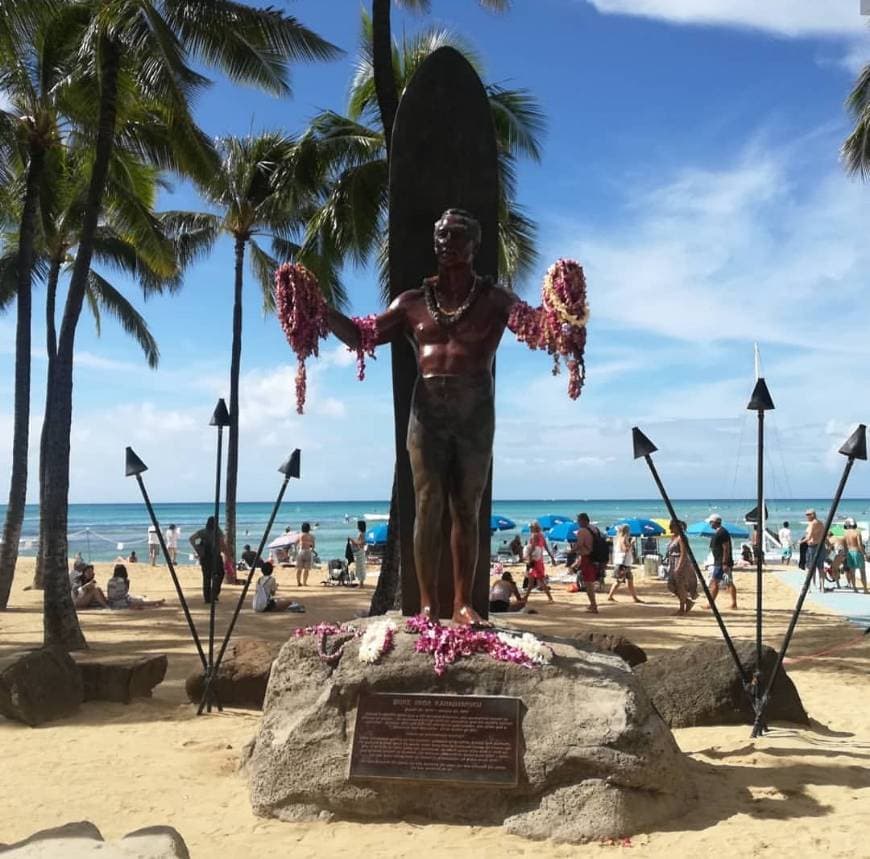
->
[[73, 653, 168, 704], [244, 620, 694, 843], [573, 630, 647, 667], [0, 648, 83, 726], [185, 638, 282, 709], [0, 821, 189, 857], [635, 640, 808, 728]]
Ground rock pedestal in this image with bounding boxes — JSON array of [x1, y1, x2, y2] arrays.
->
[[244, 621, 695, 843], [0, 648, 83, 726], [0, 821, 189, 857], [635, 640, 808, 728]]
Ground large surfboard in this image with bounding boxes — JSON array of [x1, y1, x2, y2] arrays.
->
[[388, 46, 499, 619]]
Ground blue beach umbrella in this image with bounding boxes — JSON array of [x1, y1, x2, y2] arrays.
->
[[365, 524, 389, 545], [536, 514, 573, 532], [547, 521, 579, 542], [490, 514, 516, 533], [685, 520, 750, 539], [606, 518, 665, 538]]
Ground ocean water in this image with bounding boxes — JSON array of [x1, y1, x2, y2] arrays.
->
[[5, 498, 870, 564]]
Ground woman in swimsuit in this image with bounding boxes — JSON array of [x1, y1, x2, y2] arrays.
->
[[296, 522, 315, 586]]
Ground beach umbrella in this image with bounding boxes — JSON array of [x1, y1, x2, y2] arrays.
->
[[365, 523, 389, 545], [547, 521, 579, 542], [490, 514, 516, 532], [686, 520, 750, 539], [536, 514, 573, 531], [268, 531, 300, 549], [606, 518, 665, 538]]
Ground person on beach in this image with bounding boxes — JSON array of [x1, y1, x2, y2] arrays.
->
[[829, 533, 846, 588], [240, 544, 259, 570], [607, 523, 643, 603], [147, 526, 159, 565], [128, 550, 138, 564], [778, 521, 793, 566], [800, 508, 826, 591], [571, 512, 600, 614], [69, 564, 108, 609], [165, 524, 179, 564], [296, 522, 315, 587], [350, 520, 367, 587], [707, 515, 737, 608], [489, 571, 526, 613], [189, 516, 228, 604], [252, 562, 304, 613], [106, 565, 165, 609], [843, 518, 868, 593], [522, 521, 555, 603], [666, 520, 696, 614]]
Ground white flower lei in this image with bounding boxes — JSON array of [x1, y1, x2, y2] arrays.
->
[[358, 618, 398, 664], [496, 631, 553, 666]]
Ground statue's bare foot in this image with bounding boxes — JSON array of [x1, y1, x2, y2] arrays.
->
[[419, 605, 439, 624], [452, 604, 490, 627]]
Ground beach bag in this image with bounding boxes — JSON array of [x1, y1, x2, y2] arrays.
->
[[588, 527, 610, 564], [345, 539, 355, 565], [522, 543, 532, 562]]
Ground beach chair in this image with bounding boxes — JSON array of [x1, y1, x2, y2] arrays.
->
[[324, 559, 349, 586]]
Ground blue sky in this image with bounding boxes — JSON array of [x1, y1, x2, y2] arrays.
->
[[1, 0, 869, 503]]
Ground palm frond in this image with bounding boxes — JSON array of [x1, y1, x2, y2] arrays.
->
[[497, 201, 537, 290], [843, 64, 870, 180], [486, 84, 545, 162], [158, 210, 221, 269], [248, 237, 279, 312], [85, 269, 160, 368], [0, 248, 18, 310]]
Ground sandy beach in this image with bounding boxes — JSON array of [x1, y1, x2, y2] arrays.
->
[[2, 558, 869, 857]]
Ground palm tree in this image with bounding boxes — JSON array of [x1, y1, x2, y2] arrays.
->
[[843, 64, 870, 180], [0, 1, 82, 610], [191, 132, 345, 564], [371, 1, 509, 155], [37, 1, 338, 649]]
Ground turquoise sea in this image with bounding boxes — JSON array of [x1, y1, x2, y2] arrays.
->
[[4, 498, 870, 564]]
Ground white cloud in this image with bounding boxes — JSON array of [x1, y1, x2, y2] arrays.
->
[[584, 0, 869, 39]]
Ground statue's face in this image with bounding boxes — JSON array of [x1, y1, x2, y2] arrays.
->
[[434, 215, 476, 267]]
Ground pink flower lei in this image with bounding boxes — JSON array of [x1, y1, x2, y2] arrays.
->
[[507, 258, 589, 400], [274, 264, 380, 413], [294, 622, 360, 666], [405, 615, 550, 677]]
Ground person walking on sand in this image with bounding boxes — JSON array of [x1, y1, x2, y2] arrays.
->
[[189, 516, 228, 604], [607, 523, 643, 604], [778, 521, 793, 566], [571, 512, 600, 614], [350, 520, 368, 587], [165, 524, 179, 565], [296, 522, 315, 587], [147, 525, 159, 566], [843, 518, 868, 593], [523, 521, 555, 603], [800, 508, 826, 591], [666, 520, 697, 614], [707, 515, 737, 608]]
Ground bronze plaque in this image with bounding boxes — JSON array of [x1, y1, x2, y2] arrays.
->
[[349, 692, 520, 786]]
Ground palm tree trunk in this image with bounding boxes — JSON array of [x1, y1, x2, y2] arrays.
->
[[33, 257, 62, 591], [0, 146, 45, 609], [372, 0, 399, 156], [224, 236, 246, 567], [42, 36, 121, 649]]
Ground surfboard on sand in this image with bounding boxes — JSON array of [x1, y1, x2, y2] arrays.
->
[[387, 46, 499, 620]]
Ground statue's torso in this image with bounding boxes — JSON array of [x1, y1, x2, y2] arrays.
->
[[401, 282, 513, 377]]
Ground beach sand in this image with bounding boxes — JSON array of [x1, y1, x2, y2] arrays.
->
[[1, 558, 869, 857]]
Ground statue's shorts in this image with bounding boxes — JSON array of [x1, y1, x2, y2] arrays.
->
[[407, 373, 494, 503]]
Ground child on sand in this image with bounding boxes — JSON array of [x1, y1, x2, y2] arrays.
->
[[252, 562, 305, 613], [106, 564, 165, 610]]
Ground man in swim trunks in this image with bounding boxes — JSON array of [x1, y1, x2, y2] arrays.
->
[[571, 512, 600, 614], [327, 209, 518, 625], [800, 508, 827, 591], [843, 517, 868, 593], [708, 515, 737, 609]]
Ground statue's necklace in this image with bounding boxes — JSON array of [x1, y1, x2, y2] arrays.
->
[[424, 275, 482, 327]]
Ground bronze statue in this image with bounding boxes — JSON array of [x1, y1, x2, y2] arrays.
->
[[328, 209, 517, 625]]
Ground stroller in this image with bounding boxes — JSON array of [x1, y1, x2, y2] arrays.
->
[[324, 558, 351, 586]]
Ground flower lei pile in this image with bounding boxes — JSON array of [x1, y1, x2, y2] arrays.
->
[[508, 258, 589, 400], [405, 615, 553, 677], [274, 264, 379, 414], [293, 617, 552, 676]]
